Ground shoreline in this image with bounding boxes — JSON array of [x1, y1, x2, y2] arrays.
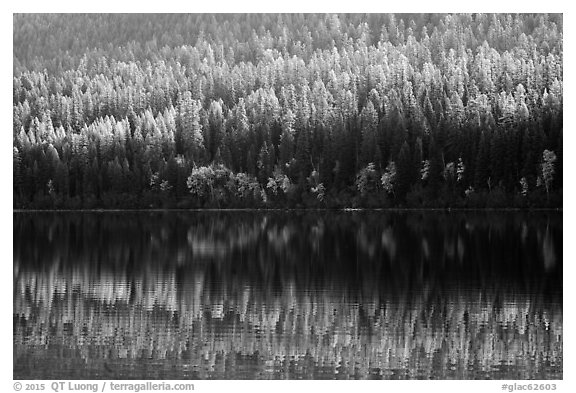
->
[[13, 207, 563, 213]]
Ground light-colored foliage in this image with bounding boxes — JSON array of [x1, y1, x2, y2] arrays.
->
[[520, 177, 528, 196], [356, 163, 377, 196], [421, 160, 430, 181], [457, 157, 465, 183], [381, 161, 396, 194]]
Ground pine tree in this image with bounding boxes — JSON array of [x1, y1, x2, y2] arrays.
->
[[294, 126, 311, 186], [475, 130, 491, 190], [178, 92, 205, 162], [395, 141, 413, 201], [360, 101, 378, 166], [13, 147, 22, 202], [278, 109, 295, 169], [428, 134, 444, 197]]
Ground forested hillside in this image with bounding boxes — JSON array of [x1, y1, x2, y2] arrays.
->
[[13, 14, 563, 208]]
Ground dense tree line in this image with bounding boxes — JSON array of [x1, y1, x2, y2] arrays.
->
[[13, 14, 563, 208]]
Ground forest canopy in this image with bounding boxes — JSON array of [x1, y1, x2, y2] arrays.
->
[[13, 13, 563, 209]]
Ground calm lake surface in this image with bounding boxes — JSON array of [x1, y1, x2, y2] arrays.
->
[[13, 211, 562, 380]]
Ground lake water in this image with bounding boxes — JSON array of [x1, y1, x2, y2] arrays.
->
[[13, 211, 562, 380]]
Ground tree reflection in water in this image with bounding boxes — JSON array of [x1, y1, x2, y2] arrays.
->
[[13, 211, 562, 379]]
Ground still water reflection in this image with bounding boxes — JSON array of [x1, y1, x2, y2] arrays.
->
[[14, 211, 562, 379]]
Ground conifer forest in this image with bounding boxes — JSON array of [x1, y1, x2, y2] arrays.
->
[[13, 14, 563, 209]]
